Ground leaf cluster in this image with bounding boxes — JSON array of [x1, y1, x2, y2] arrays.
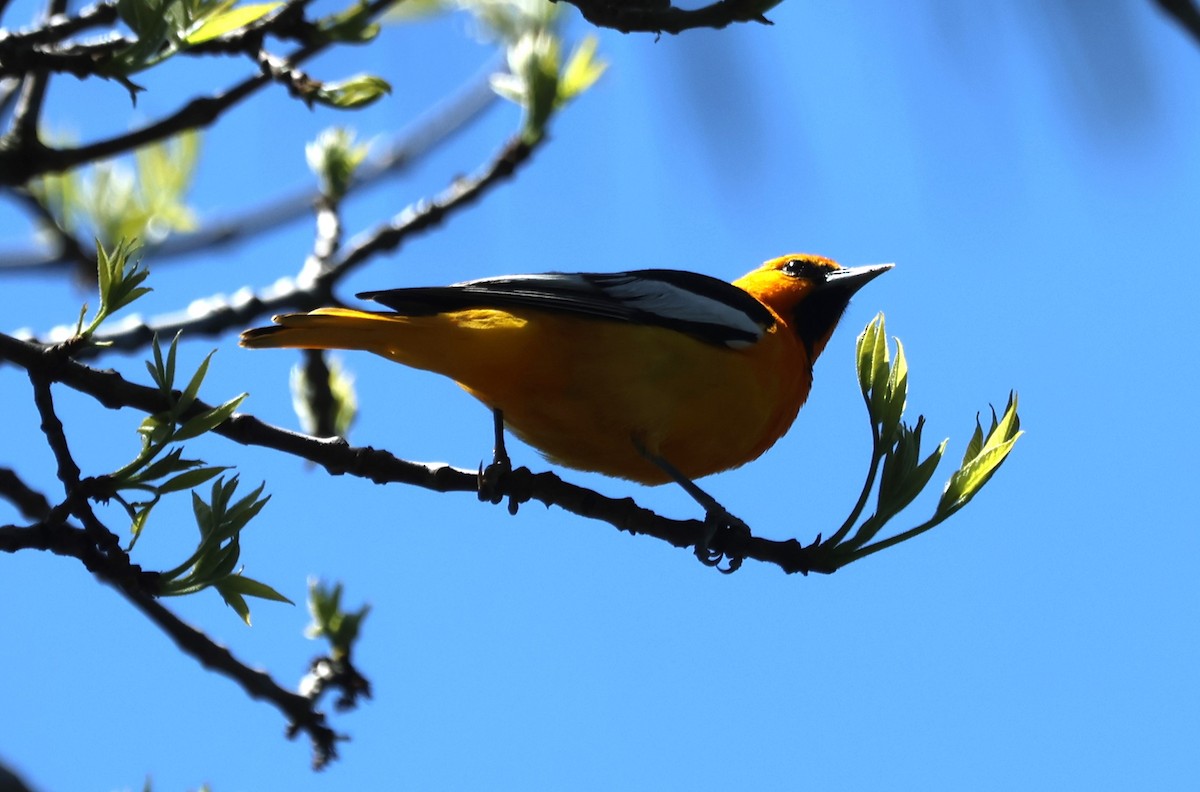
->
[[812, 314, 1023, 567]]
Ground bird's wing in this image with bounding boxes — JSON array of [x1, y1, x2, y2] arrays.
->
[[358, 269, 776, 348]]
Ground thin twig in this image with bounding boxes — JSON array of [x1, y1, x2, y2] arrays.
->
[[327, 134, 536, 283], [8, 187, 94, 278], [0, 0, 397, 185], [0, 64, 500, 274], [35, 132, 538, 358], [0, 513, 340, 768], [119, 579, 341, 768]]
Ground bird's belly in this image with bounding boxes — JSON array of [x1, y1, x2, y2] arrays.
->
[[445, 315, 807, 484]]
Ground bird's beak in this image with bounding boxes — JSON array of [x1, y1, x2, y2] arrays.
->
[[824, 263, 894, 292]]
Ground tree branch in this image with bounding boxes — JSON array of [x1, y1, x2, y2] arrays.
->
[[553, 0, 775, 34], [328, 134, 537, 282], [1154, 0, 1200, 47], [0, 1, 120, 47], [27, 131, 539, 360], [0, 467, 52, 520], [0, 513, 341, 768], [0, 0, 397, 185], [119, 578, 341, 769], [0, 331, 831, 574], [0, 62, 500, 275]]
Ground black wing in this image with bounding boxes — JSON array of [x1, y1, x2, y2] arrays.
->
[[357, 270, 775, 348]]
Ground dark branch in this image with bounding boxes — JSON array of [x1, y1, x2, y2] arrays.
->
[[119, 578, 341, 768], [0, 514, 340, 768], [0, 331, 831, 574], [329, 134, 537, 282], [35, 133, 539, 359], [1154, 0, 1200, 47], [0, 467, 52, 520], [0, 65, 499, 275], [553, 0, 775, 34], [0, 1, 120, 47], [8, 186, 95, 280], [0, 0, 397, 185]]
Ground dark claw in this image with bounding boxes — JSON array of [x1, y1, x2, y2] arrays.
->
[[477, 459, 510, 506], [693, 508, 749, 573]]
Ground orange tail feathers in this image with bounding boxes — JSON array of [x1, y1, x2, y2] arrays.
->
[[239, 308, 404, 354]]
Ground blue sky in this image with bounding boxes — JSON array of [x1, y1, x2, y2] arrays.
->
[[2, 1, 1199, 789]]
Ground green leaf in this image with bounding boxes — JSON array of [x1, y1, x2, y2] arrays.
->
[[305, 579, 369, 654], [125, 446, 192, 484], [306, 128, 370, 201], [318, 0, 383, 42], [878, 419, 947, 523], [177, 349, 216, 416], [383, 0, 447, 24], [130, 503, 153, 544], [207, 539, 242, 580], [855, 313, 888, 407], [559, 35, 606, 104], [157, 465, 227, 494], [312, 75, 392, 109], [214, 581, 252, 625], [191, 488, 213, 531], [83, 239, 150, 336], [880, 337, 908, 441], [113, 0, 176, 73], [221, 484, 270, 539], [962, 414, 985, 467], [220, 574, 293, 604], [164, 333, 179, 394], [184, 2, 281, 44], [937, 393, 1023, 518], [135, 413, 171, 446], [173, 393, 246, 441]]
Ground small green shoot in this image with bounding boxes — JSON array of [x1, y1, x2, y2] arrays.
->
[[812, 314, 1023, 569]]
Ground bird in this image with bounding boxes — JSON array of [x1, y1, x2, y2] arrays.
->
[[241, 254, 890, 551]]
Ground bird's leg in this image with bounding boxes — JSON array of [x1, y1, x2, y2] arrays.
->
[[635, 443, 748, 573], [478, 408, 510, 504], [478, 408, 524, 514]]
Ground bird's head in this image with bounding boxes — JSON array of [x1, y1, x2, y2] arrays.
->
[[735, 254, 893, 362]]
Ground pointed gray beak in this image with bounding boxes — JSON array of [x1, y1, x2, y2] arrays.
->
[[823, 262, 894, 292]]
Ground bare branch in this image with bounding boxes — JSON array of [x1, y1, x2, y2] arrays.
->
[[0, 64, 500, 275], [0, 1, 120, 47], [0, 467, 52, 520], [330, 134, 537, 282], [29, 132, 540, 360], [0, 513, 340, 768], [553, 0, 775, 34], [119, 580, 341, 769], [1154, 0, 1200, 47]]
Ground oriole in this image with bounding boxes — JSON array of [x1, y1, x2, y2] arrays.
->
[[241, 254, 889, 522]]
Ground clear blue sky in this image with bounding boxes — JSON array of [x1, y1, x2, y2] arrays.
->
[[2, 1, 1198, 790]]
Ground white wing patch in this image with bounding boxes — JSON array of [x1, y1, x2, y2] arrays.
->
[[599, 276, 766, 345]]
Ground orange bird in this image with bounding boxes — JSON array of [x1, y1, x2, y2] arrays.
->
[[242, 254, 890, 540]]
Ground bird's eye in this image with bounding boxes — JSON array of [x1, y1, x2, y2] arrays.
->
[[782, 258, 827, 280]]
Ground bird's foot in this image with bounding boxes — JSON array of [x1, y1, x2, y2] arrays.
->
[[476, 461, 533, 516], [695, 506, 750, 574], [477, 407, 527, 515]]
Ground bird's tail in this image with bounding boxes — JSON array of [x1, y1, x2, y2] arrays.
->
[[239, 308, 406, 355]]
